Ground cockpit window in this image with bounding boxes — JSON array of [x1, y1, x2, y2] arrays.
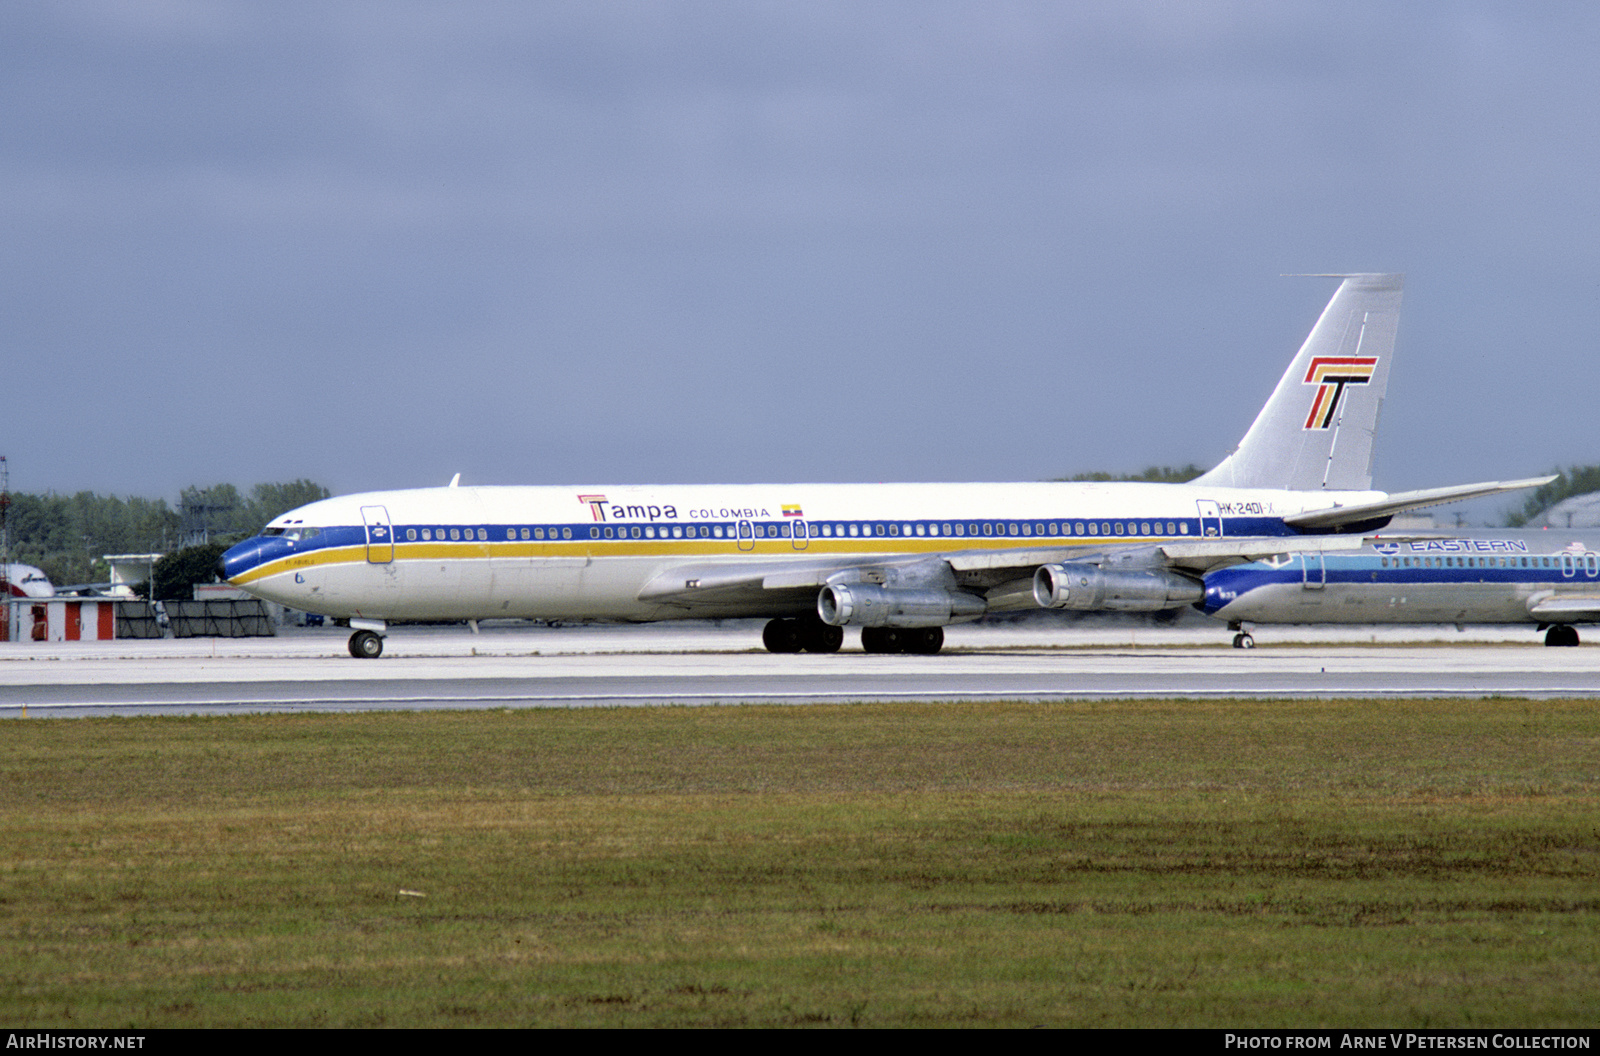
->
[[263, 527, 285, 536]]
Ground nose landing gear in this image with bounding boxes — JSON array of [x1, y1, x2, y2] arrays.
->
[[347, 619, 388, 659], [349, 629, 384, 658]]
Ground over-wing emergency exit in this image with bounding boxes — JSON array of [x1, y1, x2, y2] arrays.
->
[[219, 274, 1551, 657]]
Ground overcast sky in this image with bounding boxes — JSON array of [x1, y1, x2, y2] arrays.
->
[[5, 1, 1598, 519]]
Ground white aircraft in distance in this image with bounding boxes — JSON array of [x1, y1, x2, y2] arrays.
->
[[1202, 530, 1600, 648], [220, 273, 1551, 659], [3, 563, 54, 599]]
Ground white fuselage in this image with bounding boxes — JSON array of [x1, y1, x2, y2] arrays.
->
[[223, 481, 1380, 622]]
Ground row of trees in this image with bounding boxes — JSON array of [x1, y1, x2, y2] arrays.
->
[[1504, 466, 1600, 527], [3, 480, 329, 588]]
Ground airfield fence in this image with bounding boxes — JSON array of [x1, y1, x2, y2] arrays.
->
[[166, 600, 276, 638], [114, 601, 163, 639]]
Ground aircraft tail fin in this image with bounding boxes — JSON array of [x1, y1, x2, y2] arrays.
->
[[1193, 273, 1403, 491]]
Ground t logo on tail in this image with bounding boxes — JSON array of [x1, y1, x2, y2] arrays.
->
[[1303, 356, 1378, 429]]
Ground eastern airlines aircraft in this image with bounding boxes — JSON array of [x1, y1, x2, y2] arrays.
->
[[1203, 530, 1600, 648], [220, 274, 1548, 658]]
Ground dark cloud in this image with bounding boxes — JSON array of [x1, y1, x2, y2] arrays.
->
[[3, 1, 1598, 516]]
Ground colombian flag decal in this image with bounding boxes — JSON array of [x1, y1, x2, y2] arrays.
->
[[782, 504, 804, 517]]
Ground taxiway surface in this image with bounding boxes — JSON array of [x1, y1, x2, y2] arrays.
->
[[3, 621, 1598, 717]]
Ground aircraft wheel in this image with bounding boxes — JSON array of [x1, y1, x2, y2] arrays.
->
[[1545, 625, 1580, 647], [904, 627, 944, 655], [762, 618, 804, 653], [1232, 632, 1255, 650], [349, 630, 384, 659], [801, 621, 844, 654], [860, 627, 897, 654]]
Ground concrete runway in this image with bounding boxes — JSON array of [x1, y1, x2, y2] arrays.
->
[[3, 620, 1599, 717]]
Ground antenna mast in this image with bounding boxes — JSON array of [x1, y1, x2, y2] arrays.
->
[[0, 455, 10, 607]]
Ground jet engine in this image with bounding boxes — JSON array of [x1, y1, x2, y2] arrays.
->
[[817, 582, 986, 628], [1032, 562, 1202, 612]]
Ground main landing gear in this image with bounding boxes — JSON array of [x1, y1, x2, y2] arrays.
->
[[1545, 624, 1581, 647], [861, 626, 944, 655], [762, 617, 845, 654], [760, 619, 945, 654]]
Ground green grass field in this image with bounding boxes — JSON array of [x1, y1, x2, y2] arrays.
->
[[2, 698, 1597, 1027]]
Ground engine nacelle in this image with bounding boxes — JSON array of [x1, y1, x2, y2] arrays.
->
[[1032, 562, 1202, 612], [818, 583, 986, 628]]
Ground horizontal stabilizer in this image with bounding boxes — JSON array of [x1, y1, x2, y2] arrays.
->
[[1158, 535, 1367, 573], [1282, 476, 1557, 532]]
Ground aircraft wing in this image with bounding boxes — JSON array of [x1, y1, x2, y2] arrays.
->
[[636, 558, 878, 606], [942, 535, 1373, 577], [1527, 594, 1600, 623], [637, 533, 1381, 612], [1283, 476, 1556, 532]]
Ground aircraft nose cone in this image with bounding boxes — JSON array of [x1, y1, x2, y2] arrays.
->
[[218, 537, 269, 582]]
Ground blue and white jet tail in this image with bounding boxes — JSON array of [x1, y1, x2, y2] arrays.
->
[[1193, 273, 1403, 492]]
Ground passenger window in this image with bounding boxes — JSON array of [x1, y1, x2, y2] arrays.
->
[[589, 527, 599, 539], [562, 528, 571, 539]]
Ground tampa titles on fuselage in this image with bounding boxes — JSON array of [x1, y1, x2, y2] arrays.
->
[[218, 274, 1556, 658]]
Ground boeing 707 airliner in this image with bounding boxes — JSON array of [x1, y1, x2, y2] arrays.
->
[[219, 274, 1550, 658]]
